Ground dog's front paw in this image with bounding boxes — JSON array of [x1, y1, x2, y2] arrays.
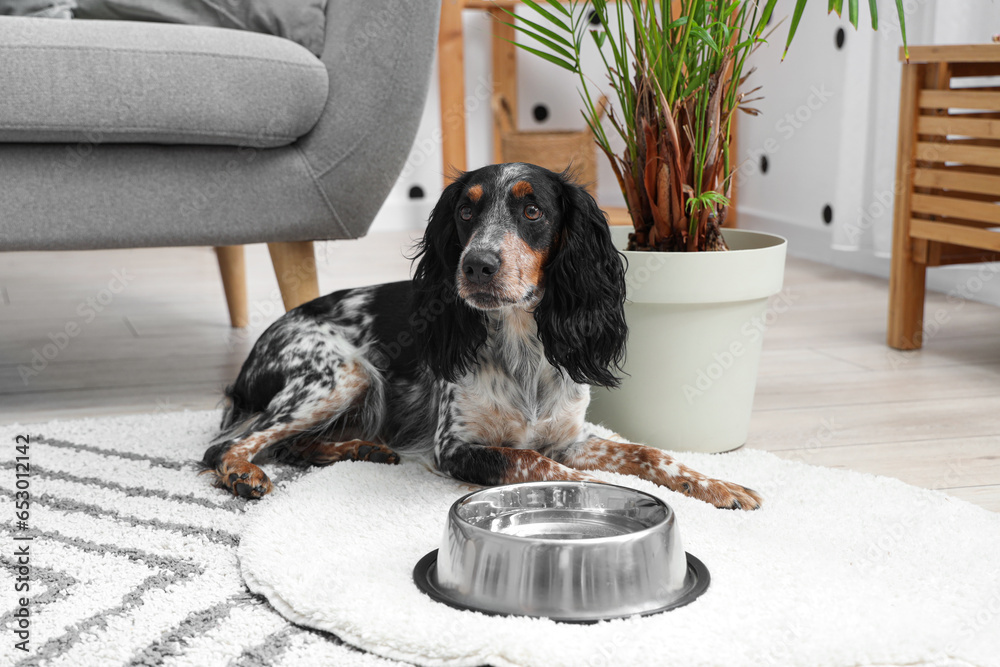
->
[[352, 442, 401, 465], [681, 478, 762, 510], [208, 461, 273, 499]]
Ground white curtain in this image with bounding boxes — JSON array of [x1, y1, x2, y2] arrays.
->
[[832, 0, 1000, 255]]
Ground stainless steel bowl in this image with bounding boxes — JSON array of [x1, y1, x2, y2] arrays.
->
[[413, 481, 709, 622]]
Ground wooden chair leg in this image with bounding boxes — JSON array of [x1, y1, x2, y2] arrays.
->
[[268, 241, 319, 312], [887, 246, 927, 350], [886, 63, 925, 351], [214, 245, 248, 328]]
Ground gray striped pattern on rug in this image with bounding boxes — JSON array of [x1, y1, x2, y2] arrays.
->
[[0, 411, 409, 667]]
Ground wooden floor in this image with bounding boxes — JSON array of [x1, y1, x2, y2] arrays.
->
[[2, 233, 999, 511]]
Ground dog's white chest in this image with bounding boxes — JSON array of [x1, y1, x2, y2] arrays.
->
[[452, 358, 588, 449], [445, 308, 588, 448]]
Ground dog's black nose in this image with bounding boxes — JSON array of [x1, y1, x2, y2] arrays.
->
[[462, 251, 500, 285]]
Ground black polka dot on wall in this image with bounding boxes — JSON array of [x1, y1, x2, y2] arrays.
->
[[823, 204, 834, 225], [835, 27, 846, 50], [533, 104, 549, 122], [760, 155, 769, 174], [588, 9, 601, 26], [408, 185, 425, 199]]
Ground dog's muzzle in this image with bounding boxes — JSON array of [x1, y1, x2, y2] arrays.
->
[[461, 250, 500, 286]]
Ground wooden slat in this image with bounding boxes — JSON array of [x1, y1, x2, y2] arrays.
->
[[945, 137, 1000, 149], [913, 168, 1000, 197], [950, 62, 1000, 78], [911, 193, 1000, 225], [919, 89, 1000, 112], [910, 219, 1000, 252], [919, 191, 1000, 206], [914, 142, 1000, 168], [926, 242, 1000, 267], [934, 163, 1000, 177], [915, 215, 1000, 230], [902, 44, 1000, 64], [949, 111, 1000, 121], [917, 115, 1000, 140], [939, 86, 1000, 94]]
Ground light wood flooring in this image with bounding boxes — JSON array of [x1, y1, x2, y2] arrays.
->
[[2, 232, 998, 511]]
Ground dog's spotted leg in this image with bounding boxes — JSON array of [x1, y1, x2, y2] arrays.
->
[[299, 439, 400, 466], [202, 361, 372, 499], [549, 436, 762, 510], [437, 442, 600, 487]]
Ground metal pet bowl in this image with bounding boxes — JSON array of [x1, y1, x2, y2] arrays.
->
[[413, 481, 709, 623]]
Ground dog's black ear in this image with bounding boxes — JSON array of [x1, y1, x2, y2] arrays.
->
[[535, 177, 628, 388], [411, 176, 487, 381]]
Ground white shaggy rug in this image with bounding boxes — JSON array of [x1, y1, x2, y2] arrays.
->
[[0, 411, 408, 667], [239, 442, 1000, 667]]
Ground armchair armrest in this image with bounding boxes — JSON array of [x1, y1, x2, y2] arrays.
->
[[295, 0, 441, 237]]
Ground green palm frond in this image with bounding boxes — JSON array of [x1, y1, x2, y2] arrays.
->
[[784, 0, 908, 57]]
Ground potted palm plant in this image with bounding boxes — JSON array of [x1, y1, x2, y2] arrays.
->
[[504, 0, 906, 452]]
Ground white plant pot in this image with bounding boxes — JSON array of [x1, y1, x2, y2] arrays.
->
[[587, 227, 787, 453]]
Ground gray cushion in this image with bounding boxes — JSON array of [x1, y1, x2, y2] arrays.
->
[[0, 16, 328, 147], [74, 0, 327, 57], [0, 0, 443, 251]]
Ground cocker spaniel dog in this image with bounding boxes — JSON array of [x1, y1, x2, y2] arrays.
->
[[202, 163, 762, 510]]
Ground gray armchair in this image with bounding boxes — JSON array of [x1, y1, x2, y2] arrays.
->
[[0, 0, 440, 325]]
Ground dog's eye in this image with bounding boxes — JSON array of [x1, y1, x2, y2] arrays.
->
[[459, 205, 473, 221], [524, 205, 541, 220]]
